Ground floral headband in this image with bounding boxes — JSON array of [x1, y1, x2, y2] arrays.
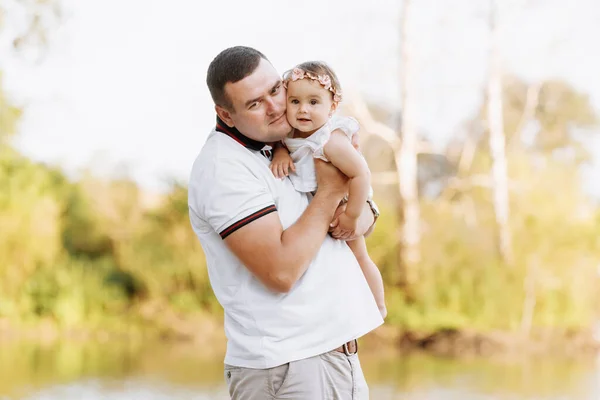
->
[[283, 67, 343, 103]]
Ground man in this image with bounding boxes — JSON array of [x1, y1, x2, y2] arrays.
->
[[188, 46, 383, 399]]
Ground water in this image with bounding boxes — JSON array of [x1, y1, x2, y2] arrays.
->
[[0, 340, 598, 399]]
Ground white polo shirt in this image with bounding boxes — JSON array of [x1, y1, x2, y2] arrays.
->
[[188, 119, 383, 369]]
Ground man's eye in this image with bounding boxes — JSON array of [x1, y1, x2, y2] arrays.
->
[[272, 85, 281, 94], [249, 102, 258, 109]]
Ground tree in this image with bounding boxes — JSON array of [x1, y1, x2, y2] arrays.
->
[[0, 0, 62, 62], [1, 0, 62, 140], [487, 0, 513, 264], [502, 77, 597, 155], [347, 0, 424, 286], [398, 0, 421, 277]]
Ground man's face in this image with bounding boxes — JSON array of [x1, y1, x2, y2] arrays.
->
[[218, 58, 291, 143]]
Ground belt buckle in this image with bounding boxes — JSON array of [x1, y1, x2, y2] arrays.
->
[[342, 340, 356, 356]]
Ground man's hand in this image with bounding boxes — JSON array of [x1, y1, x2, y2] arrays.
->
[[333, 212, 358, 240], [315, 158, 348, 202], [329, 201, 375, 241]]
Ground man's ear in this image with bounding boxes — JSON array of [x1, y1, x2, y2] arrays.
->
[[216, 105, 235, 127]]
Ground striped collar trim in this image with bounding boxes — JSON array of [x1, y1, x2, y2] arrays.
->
[[215, 116, 267, 152]]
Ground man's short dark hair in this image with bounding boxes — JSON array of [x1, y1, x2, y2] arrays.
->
[[207, 46, 268, 111]]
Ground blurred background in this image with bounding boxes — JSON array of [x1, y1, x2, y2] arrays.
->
[[1, 0, 600, 399]]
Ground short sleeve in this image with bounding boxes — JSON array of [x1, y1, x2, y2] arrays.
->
[[189, 157, 276, 239], [330, 116, 360, 138], [313, 116, 361, 162]]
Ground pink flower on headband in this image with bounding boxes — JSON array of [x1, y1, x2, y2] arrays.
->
[[285, 66, 342, 103], [318, 74, 332, 90], [291, 68, 305, 81]]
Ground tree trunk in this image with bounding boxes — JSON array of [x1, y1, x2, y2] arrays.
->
[[399, 0, 420, 283], [487, 0, 513, 264]]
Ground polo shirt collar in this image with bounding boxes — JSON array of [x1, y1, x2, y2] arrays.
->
[[215, 116, 268, 152]]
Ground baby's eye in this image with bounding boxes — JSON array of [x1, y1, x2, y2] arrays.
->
[[290, 99, 299, 104], [310, 99, 318, 105]]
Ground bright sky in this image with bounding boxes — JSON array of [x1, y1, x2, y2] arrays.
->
[[2, 0, 599, 196]]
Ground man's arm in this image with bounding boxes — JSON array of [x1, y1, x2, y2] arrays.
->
[[329, 200, 376, 240], [224, 160, 348, 293]]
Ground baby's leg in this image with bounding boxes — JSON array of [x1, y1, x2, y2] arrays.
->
[[347, 237, 387, 319]]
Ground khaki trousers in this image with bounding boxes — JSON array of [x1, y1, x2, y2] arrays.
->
[[224, 350, 369, 399]]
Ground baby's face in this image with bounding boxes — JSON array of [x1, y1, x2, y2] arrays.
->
[[286, 79, 336, 136]]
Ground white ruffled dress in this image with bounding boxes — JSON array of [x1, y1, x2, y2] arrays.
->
[[283, 115, 360, 193]]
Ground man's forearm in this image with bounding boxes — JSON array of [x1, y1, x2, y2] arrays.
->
[[278, 192, 341, 282]]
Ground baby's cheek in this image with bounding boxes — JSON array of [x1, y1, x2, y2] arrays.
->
[[285, 109, 296, 126]]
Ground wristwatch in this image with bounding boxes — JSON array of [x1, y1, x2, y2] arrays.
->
[[366, 198, 380, 224]]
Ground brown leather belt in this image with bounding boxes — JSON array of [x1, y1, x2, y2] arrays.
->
[[334, 339, 358, 355]]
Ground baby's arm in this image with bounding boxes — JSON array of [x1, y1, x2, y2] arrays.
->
[[323, 130, 371, 237], [270, 141, 296, 179]]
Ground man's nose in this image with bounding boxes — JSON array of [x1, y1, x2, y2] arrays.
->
[[266, 97, 283, 116], [265, 97, 277, 114]]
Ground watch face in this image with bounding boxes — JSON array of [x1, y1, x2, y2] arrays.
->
[[368, 200, 380, 217]]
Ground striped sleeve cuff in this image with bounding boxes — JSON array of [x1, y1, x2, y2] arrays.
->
[[219, 205, 277, 239]]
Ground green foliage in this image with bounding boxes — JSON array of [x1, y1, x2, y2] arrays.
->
[[368, 152, 599, 333], [1, 137, 598, 337], [0, 74, 23, 143], [0, 147, 68, 297], [0, 73, 598, 339], [478, 77, 597, 158]]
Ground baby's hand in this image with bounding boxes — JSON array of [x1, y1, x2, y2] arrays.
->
[[331, 212, 358, 240], [270, 146, 296, 179]]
